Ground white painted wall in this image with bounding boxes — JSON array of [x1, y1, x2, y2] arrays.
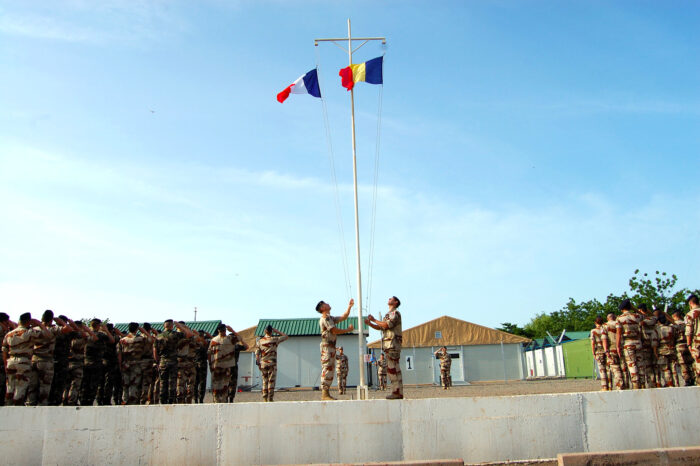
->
[[2, 387, 698, 465], [525, 346, 566, 378]]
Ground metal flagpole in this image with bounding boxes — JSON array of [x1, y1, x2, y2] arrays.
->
[[315, 20, 386, 400]]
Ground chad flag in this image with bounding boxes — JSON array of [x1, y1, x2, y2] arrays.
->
[[339, 56, 383, 91]]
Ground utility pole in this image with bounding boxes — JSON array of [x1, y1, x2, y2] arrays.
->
[[194, 306, 197, 322]]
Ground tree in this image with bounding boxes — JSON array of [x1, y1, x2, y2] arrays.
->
[[496, 322, 534, 338]]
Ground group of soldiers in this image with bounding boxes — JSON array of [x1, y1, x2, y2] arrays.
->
[[589, 294, 700, 391], [0, 310, 249, 406]]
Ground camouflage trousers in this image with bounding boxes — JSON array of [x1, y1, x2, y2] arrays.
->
[[121, 362, 143, 405], [27, 359, 54, 405], [176, 361, 196, 404], [211, 366, 230, 403], [260, 364, 277, 401], [377, 371, 387, 390], [385, 349, 403, 396], [690, 346, 700, 379], [5, 357, 32, 406], [606, 351, 625, 390], [98, 362, 121, 405], [320, 343, 336, 391], [623, 343, 644, 389], [656, 353, 676, 387], [228, 365, 239, 402], [0, 368, 5, 406], [64, 363, 83, 405], [140, 360, 156, 404], [195, 363, 207, 403], [80, 363, 104, 406], [594, 353, 609, 390], [49, 360, 68, 405], [675, 346, 694, 386], [640, 347, 657, 388], [336, 370, 348, 393], [440, 368, 452, 388], [158, 361, 178, 404]]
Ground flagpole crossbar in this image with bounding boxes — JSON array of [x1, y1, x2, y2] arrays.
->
[[314, 37, 386, 45]]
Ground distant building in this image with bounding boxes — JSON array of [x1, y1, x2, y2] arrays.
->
[[367, 315, 530, 385]]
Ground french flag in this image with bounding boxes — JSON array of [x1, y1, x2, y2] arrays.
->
[[277, 69, 322, 103]]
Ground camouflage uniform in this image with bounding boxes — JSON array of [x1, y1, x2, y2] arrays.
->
[[155, 329, 184, 404], [335, 353, 349, 394], [381, 309, 403, 397], [438, 349, 452, 389], [81, 331, 109, 406], [208, 333, 239, 403], [319, 314, 339, 392], [604, 320, 625, 390], [654, 322, 677, 387], [255, 334, 287, 401], [2, 324, 42, 405], [684, 307, 700, 379], [376, 357, 387, 390], [672, 317, 694, 386], [0, 324, 7, 406], [64, 332, 86, 405], [616, 311, 645, 389], [27, 325, 64, 405], [228, 339, 247, 402], [49, 331, 71, 405], [98, 333, 121, 405], [176, 335, 197, 404], [140, 337, 156, 404], [118, 332, 146, 404], [194, 337, 209, 403], [590, 326, 609, 391], [640, 315, 659, 388]]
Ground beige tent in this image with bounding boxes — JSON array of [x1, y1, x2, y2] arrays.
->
[[367, 315, 530, 348], [238, 325, 258, 352]]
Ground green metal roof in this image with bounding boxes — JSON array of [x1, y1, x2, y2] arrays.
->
[[254, 317, 368, 337], [563, 331, 591, 341], [114, 320, 222, 335]]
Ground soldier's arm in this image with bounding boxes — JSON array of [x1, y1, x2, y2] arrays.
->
[[272, 328, 289, 342], [100, 324, 115, 344], [139, 327, 154, 342], [616, 327, 622, 354], [336, 298, 355, 323], [174, 322, 194, 338], [2, 347, 8, 371], [31, 319, 52, 338], [686, 316, 694, 347], [113, 328, 125, 338], [117, 342, 123, 368], [364, 318, 382, 331], [331, 324, 354, 335]]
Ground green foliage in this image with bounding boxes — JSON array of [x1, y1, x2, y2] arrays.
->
[[521, 270, 699, 338], [496, 322, 534, 338]]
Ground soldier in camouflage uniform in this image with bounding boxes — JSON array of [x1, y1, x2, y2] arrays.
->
[[27, 310, 75, 405], [685, 294, 700, 379], [98, 323, 123, 405], [118, 322, 150, 404], [155, 319, 192, 404], [208, 324, 248, 403], [672, 310, 694, 386], [604, 313, 625, 390], [0, 313, 17, 406], [140, 323, 157, 404], [49, 314, 72, 405], [616, 299, 645, 389], [176, 322, 198, 404], [434, 346, 452, 390], [316, 299, 354, 400], [366, 296, 403, 399], [194, 330, 211, 403], [590, 317, 610, 391], [254, 325, 288, 402], [80, 318, 114, 406], [654, 314, 677, 387], [335, 346, 349, 395], [63, 321, 94, 405], [227, 331, 248, 403], [375, 353, 387, 390], [637, 304, 659, 388], [2, 313, 51, 405]]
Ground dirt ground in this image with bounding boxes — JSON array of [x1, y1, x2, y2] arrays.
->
[[218, 378, 601, 403]]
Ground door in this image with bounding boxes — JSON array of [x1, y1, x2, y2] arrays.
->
[[433, 346, 464, 383]]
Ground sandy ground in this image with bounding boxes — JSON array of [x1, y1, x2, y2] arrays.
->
[[214, 378, 601, 403]]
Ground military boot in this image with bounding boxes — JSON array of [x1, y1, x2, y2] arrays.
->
[[321, 388, 336, 401], [386, 393, 403, 400]]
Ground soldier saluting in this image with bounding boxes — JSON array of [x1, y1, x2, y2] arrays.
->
[[365, 296, 403, 399]]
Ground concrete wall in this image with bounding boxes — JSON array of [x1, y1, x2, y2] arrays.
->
[[4, 386, 696, 465]]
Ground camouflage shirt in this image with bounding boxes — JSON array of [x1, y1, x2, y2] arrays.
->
[[616, 312, 642, 345], [336, 354, 349, 373], [2, 325, 43, 362], [155, 329, 184, 364], [604, 321, 618, 351], [85, 331, 110, 366], [32, 325, 65, 362], [685, 308, 700, 346], [208, 334, 242, 369], [439, 350, 452, 369], [319, 315, 339, 346], [381, 309, 402, 352], [118, 333, 146, 364], [376, 358, 387, 374], [673, 318, 688, 348], [590, 326, 608, 355], [655, 324, 676, 356], [68, 332, 87, 366], [255, 335, 288, 368]]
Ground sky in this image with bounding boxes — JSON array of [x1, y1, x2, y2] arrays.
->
[[1, 1, 699, 338]]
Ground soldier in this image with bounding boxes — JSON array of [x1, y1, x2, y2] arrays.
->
[[81, 318, 114, 406], [64, 321, 95, 405], [155, 319, 193, 404], [140, 323, 157, 404], [366, 296, 403, 399], [375, 353, 387, 391], [685, 294, 700, 379], [616, 299, 645, 389], [654, 314, 677, 387], [254, 325, 288, 402], [434, 346, 452, 390], [335, 346, 349, 395], [316, 299, 355, 401], [208, 324, 247, 403], [590, 317, 610, 391], [0, 313, 18, 406], [49, 314, 73, 405], [118, 322, 151, 404], [637, 304, 659, 388], [194, 330, 211, 403], [176, 321, 198, 404], [604, 313, 625, 390], [2, 313, 51, 405], [27, 310, 75, 405], [98, 323, 123, 405], [672, 310, 694, 386], [227, 330, 248, 403]]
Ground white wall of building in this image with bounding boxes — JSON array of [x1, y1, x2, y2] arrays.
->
[[524, 346, 566, 378]]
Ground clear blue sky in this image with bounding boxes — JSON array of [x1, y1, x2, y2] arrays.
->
[[1, 1, 698, 336]]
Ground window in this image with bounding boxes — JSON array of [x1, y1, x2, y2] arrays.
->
[[435, 331, 442, 339]]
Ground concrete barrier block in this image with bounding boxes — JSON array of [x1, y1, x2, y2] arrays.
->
[[558, 446, 700, 465], [0, 407, 47, 465]]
